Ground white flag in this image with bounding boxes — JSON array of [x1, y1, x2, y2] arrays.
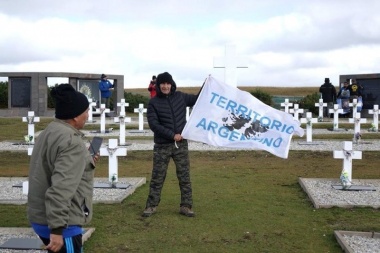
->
[[182, 76, 304, 159]]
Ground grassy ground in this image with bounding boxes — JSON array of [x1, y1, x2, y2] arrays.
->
[[0, 116, 379, 252], [0, 150, 379, 252]]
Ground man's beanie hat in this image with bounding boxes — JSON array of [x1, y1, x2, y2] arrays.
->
[[324, 78, 330, 83], [156, 72, 174, 85], [51, 84, 89, 120], [101, 74, 107, 78], [152, 75, 157, 80]]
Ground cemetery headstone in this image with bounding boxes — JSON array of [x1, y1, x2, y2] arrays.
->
[[114, 114, 132, 146], [300, 112, 318, 142], [87, 99, 97, 123], [289, 104, 304, 121], [213, 44, 248, 87], [99, 139, 128, 188], [22, 111, 40, 144], [329, 104, 344, 131], [332, 141, 374, 191], [368, 104, 380, 132], [94, 104, 110, 134], [348, 112, 366, 143], [133, 103, 147, 131], [315, 99, 327, 121], [280, 99, 293, 114]]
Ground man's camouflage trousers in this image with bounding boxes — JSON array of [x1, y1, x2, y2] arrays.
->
[[145, 140, 193, 208]]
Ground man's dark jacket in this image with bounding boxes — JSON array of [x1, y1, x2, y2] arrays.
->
[[147, 81, 199, 144]]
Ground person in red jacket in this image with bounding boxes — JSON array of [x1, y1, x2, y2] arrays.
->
[[148, 75, 157, 98]]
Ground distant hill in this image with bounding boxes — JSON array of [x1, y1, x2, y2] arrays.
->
[[124, 86, 319, 98]]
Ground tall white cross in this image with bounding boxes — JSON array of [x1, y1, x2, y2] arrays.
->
[[186, 107, 190, 121], [117, 99, 129, 117], [289, 104, 304, 121], [300, 112, 317, 142], [213, 44, 248, 87], [22, 111, 40, 144], [315, 99, 327, 120], [281, 99, 293, 114], [368, 104, 380, 132], [333, 141, 362, 186], [134, 104, 147, 131], [114, 115, 131, 146], [87, 99, 97, 123], [329, 104, 343, 130], [94, 104, 110, 134], [100, 139, 127, 184], [349, 98, 360, 119], [349, 112, 366, 140]]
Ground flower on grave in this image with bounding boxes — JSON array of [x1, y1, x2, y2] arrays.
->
[[340, 170, 351, 189], [317, 116, 323, 122], [24, 135, 33, 144], [354, 132, 361, 142], [368, 123, 377, 132], [111, 173, 117, 188]]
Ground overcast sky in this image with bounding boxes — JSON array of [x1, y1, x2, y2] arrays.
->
[[1, 0, 379, 89]]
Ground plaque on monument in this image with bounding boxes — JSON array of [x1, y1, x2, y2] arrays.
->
[[10, 77, 31, 107], [78, 79, 101, 107], [357, 78, 380, 110], [0, 238, 45, 249]]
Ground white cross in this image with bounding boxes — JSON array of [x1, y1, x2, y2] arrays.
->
[[22, 111, 40, 144], [87, 98, 97, 123], [114, 115, 131, 146], [315, 99, 327, 120], [329, 104, 343, 130], [368, 104, 380, 132], [117, 99, 129, 117], [134, 103, 147, 131], [281, 99, 293, 114], [94, 104, 110, 134], [289, 104, 304, 121], [186, 106, 190, 121], [300, 112, 317, 142], [349, 112, 366, 140], [349, 99, 360, 119], [213, 44, 248, 87], [100, 139, 127, 184], [333, 141, 362, 185], [22, 147, 34, 195]]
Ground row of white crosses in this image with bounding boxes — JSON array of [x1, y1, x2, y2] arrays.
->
[[23, 138, 127, 194]]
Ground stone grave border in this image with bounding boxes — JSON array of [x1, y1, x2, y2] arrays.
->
[[0, 177, 146, 205], [334, 230, 380, 253], [298, 177, 380, 209], [0, 227, 95, 251]]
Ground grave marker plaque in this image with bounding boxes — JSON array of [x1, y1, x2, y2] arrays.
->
[[10, 77, 31, 107]]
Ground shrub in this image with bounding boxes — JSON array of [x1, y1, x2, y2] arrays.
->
[[124, 92, 149, 113], [249, 89, 273, 106], [298, 92, 320, 115], [0, 82, 8, 108]]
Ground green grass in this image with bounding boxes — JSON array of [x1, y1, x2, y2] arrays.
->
[[0, 120, 379, 252], [0, 151, 379, 252]]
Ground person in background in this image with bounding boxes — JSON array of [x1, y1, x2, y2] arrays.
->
[[28, 84, 99, 253], [99, 73, 114, 108], [348, 79, 363, 100], [319, 77, 337, 118], [142, 72, 200, 218], [148, 75, 157, 98], [337, 81, 351, 116]]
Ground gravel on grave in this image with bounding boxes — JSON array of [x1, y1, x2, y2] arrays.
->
[[343, 235, 380, 253]]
